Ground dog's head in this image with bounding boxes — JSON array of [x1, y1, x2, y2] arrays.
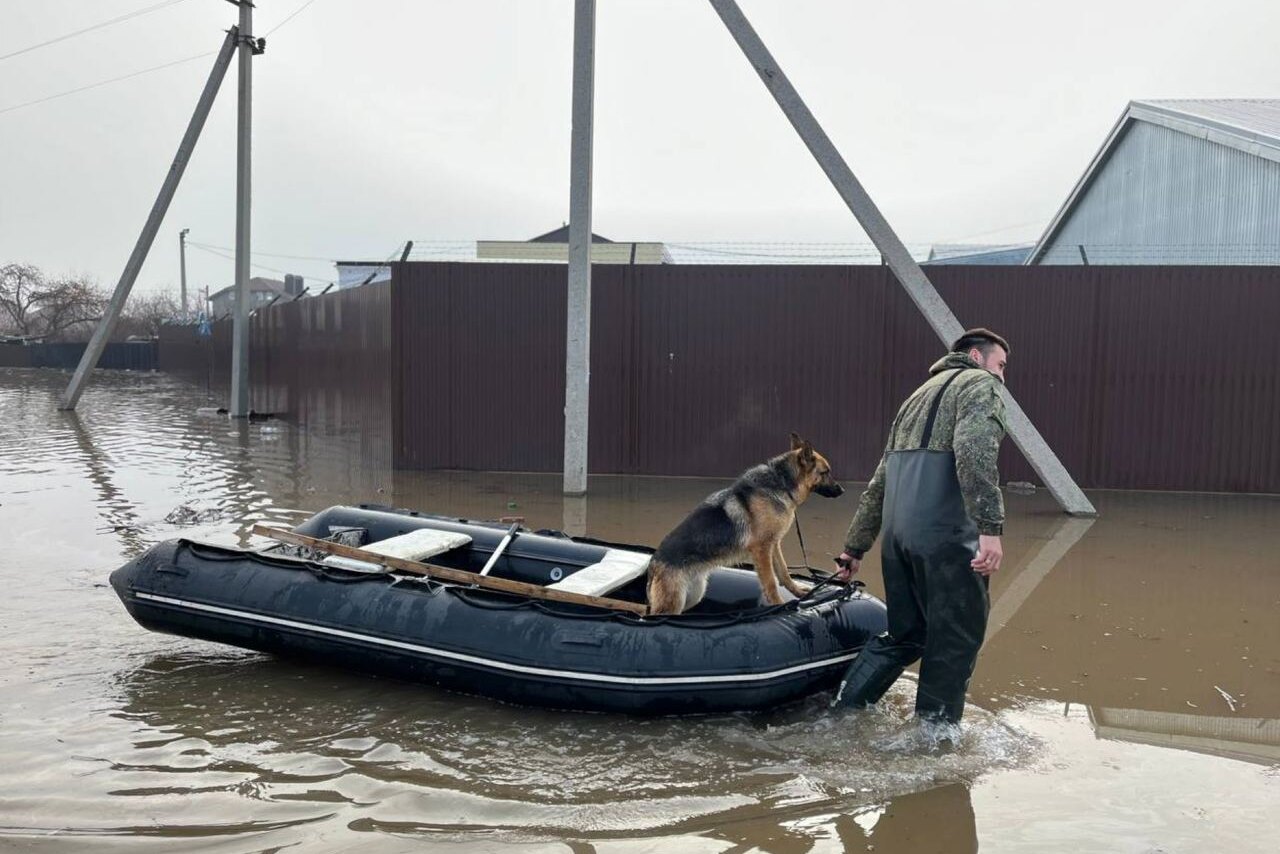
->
[[789, 432, 844, 499]]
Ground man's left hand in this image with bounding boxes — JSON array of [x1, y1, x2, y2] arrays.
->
[[833, 552, 860, 581]]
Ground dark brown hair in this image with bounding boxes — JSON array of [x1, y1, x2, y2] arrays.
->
[[952, 327, 1011, 357]]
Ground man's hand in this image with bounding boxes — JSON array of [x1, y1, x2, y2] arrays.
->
[[971, 535, 1003, 576], [834, 552, 860, 582]]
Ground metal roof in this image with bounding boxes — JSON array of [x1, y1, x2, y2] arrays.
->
[[925, 243, 1034, 265], [1027, 99, 1280, 263]]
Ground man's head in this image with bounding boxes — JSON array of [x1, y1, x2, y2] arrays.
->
[[952, 328, 1010, 382]]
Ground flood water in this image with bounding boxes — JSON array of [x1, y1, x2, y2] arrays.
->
[[1, 367, 1277, 853]]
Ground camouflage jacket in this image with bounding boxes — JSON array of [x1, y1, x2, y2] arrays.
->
[[843, 351, 1008, 556]]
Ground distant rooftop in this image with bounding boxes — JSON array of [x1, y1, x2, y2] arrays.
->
[[1136, 98, 1280, 146], [526, 225, 613, 244], [207, 277, 286, 302], [925, 243, 1034, 265], [1028, 98, 1280, 264]]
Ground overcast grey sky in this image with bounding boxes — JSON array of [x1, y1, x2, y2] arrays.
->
[[3, 0, 1278, 296]]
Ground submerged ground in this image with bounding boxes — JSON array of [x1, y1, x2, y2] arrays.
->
[[1, 368, 1276, 853]]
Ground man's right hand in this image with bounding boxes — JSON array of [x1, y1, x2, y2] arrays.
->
[[971, 535, 1003, 576], [834, 552, 860, 582]]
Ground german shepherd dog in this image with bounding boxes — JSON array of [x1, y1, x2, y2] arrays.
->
[[646, 434, 844, 615]]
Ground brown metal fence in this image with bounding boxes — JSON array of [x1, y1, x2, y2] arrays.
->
[[0, 341, 157, 370], [160, 264, 1280, 494], [394, 263, 1280, 493], [159, 283, 394, 435]]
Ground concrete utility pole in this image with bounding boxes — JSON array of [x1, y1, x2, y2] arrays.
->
[[228, 0, 260, 418], [563, 0, 596, 495], [59, 28, 239, 411], [707, 0, 1095, 516], [179, 228, 190, 318]]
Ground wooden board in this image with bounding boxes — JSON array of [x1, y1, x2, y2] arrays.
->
[[252, 525, 650, 616]]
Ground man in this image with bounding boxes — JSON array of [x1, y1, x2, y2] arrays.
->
[[831, 328, 1010, 724]]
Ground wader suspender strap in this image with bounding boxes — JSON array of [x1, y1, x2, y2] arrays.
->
[[919, 369, 968, 450]]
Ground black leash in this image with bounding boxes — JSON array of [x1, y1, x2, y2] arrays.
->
[[793, 510, 811, 572], [791, 502, 860, 602]]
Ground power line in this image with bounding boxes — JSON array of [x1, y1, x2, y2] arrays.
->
[[0, 50, 214, 116], [0, 0, 322, 117], [264, 0, 322, 38], [0, 0, 193, 63], [187, 242, 335, 284], [187, 240, 334, 262]]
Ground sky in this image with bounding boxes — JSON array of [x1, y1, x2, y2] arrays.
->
[[2, 0, 1279, 297]]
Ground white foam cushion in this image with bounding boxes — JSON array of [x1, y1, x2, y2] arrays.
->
[[323, 529, 472, 573], [548, 549, 651, 597]]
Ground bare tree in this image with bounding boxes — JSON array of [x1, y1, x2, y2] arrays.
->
[[118, 291, 182, 339], [0, 263, 106, 341]]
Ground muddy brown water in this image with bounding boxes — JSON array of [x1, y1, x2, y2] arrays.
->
[[1, 368, 1277, 853]]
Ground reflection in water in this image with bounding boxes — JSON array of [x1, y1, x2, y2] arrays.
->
[[986, 514, 1095, 644], [1087, 705, 1280, 764], [62, 410, 148, 556], [104, 650, 1020, 846], [694, 782, 976, 854], [2, 368, 1279, 852]]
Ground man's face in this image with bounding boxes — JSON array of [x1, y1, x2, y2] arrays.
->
[[969, 345, 1008, 382]]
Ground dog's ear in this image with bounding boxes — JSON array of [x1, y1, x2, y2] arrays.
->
[[791, 433, 815, 465]]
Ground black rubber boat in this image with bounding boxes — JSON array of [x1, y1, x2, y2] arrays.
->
[[110, 505, 888, 714]]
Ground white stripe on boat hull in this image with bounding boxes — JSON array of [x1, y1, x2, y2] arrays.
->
[[132, 592, 855, 687]]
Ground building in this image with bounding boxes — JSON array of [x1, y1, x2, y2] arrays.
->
[[1028, 98, 1280, 264], [477, 225, 671, 264], [925, 243, 1034, 265], [206, 276, 302, 317], [335, 262, 392, 289]]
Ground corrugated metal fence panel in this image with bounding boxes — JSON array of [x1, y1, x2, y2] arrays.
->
[[250, 283, 394, 436], [1089, 266, 1280, 491], [392, 262, 1280, 492], [160, 287, 393, 436], [0, 341, 157, 370], [161, 263, 1280, 493], [395, 263, 568, 471], [618, 265, 889, 478], [392, 264, 897, 477], [158, 321, 228, 393], [0, 345, 33, 368]]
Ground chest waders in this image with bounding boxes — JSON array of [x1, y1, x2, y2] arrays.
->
[[832, 369, 991, 723]]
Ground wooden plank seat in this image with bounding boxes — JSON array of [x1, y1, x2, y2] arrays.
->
[[547, 549, 652, 597], [252, 526, 649, 614], [322, 528, 472, 573]]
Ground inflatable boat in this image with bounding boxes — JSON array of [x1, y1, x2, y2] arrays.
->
[[110, 505, 888, 714]]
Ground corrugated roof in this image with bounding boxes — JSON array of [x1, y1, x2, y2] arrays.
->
[[1028, 98, 1280, 263], [527, 225, 613, 243], [925, 243, 1034, 265], [1138, 98, 1280, 142]]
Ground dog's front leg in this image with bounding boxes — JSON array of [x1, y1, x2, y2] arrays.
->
[[750, 544, 785, 606], [773, 542, 805, 597]]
